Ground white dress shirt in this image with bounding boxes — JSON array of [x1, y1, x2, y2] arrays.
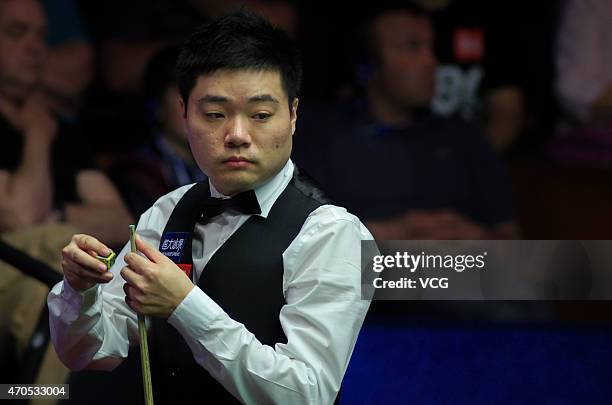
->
[[48, 159, 373, 405]]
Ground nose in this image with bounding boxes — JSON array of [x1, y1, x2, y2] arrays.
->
[[423, 46, 437, 69], [224, 116, 251, 148], [26, 32, 46, 59]]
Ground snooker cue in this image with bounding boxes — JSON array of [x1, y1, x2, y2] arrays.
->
[[130, 224, 154, 405]]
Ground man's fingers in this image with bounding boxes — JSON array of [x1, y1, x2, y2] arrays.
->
[[125, 296, 140, 314], [123, 282, 131, 297], [123, 251, 153, 276], [63, 259, 112, 280], [63, 260, 113, 283], [62, 245, 108, 274], [123, 283, 147, 305], [124, 285, 146, 314], [120, 266, 145, 288], [135, 234, 166, 263], [73, 234, 111, 257]]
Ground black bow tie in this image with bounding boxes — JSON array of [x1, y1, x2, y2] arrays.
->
[[199, 189, 261, 222]]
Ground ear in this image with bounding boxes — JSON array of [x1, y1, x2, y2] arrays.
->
[[290, 98, 299, 136], [179, 96, 188, 133], [179, 96, 187, 119]]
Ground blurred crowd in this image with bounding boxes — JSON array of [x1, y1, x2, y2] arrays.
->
[[1, 0, 607, 243], [0, 0, 611, 397]]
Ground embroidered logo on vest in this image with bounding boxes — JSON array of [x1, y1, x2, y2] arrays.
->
[[160, 231, 192, 277]]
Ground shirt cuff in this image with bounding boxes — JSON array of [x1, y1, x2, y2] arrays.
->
[[168, 286, 225, 335], [61, 278, 100, 310]]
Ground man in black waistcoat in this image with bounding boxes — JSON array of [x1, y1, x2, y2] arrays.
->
[[49, 9, 373, 404]]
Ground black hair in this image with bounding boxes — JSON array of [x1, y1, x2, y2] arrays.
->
[[175, 8, 301, 109], [357, 1, 429, 66]]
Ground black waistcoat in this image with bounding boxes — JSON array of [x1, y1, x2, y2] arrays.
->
[[149, 167, 332, 404]]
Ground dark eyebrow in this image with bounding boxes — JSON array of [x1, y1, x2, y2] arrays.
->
[[248, 94, 279, 104], [197, 94, 279, 104], [198, 95, 230, 104]]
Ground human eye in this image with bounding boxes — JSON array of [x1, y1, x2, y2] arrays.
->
[[3, 23, 27, 39], [204, 112, 225, 121], [252, 112, 273, 121]]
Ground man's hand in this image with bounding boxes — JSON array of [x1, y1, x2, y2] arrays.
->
[[0, 93, 58, 141], [121, 235, 194, 318], [61, 234, 114, 291]]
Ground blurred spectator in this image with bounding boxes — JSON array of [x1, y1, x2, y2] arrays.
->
[[294, 2, 518, 240], [0, 0, 132, 390], [40, 0, 94, 119], [103, 47, 206, 218], [552, 0, 612, 165], [0, 0, 133, 244], [556, 0, 612, 127], [415, 0, 527, 153], [0, 0, 53, 229]]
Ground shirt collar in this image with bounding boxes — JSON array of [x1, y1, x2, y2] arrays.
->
[[208, 159, 294, 219]]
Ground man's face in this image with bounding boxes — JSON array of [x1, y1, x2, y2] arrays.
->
[[182, 69, 297, 196], [0, 0, 46, 101], [371, 11, 437, 110]]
